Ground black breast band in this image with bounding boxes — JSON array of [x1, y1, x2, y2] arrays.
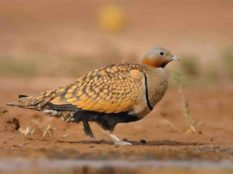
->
[[143, 73, 153, 111]]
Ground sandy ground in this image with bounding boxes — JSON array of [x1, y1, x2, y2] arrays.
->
[[0, 78, 232, 162]]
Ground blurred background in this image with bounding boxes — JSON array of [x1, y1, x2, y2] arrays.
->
[[0, 1, 233, 173], [0, 0, 232, 85]]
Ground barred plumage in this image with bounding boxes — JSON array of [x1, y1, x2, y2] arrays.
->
[[52, 64, 144, 113]]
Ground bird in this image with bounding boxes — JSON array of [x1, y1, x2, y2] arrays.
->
[[7, 47, 177, 145]]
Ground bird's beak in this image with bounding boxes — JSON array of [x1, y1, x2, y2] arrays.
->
[[172, 55, 178, 61]]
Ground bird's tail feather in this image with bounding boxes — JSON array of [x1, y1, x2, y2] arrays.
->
[[7, 90, 58, 110], [7, 101, 21, 107]]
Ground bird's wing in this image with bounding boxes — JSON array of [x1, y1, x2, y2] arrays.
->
[[50, 64, 145, 113]]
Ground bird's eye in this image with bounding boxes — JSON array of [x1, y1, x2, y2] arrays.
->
[[160, 52, 165, 56]]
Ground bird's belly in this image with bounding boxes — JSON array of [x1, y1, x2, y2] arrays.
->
[[129, 101, 151, 119]]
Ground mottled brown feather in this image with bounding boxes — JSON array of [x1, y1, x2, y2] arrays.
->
[[50, 64, 145, 113]]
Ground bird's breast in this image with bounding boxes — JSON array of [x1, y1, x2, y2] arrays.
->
[[146, 68, 168, 108], [130, 68, 168, 118]]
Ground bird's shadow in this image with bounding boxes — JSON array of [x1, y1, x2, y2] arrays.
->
[[26, 137, 204, 146], [55, 139, 204, 146]]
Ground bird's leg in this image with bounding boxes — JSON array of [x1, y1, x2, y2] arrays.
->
[[82, 120, 95, 138], [104, 130, 132, 146], [73, 111, 95, 138]]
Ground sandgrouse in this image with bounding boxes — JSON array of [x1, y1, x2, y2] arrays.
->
[[7, 47, 177, 145]]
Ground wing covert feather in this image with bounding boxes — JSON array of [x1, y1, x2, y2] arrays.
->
[[51, 64, 145, 113]]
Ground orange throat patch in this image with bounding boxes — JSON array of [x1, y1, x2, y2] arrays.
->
[[143, 58, 168, 68]]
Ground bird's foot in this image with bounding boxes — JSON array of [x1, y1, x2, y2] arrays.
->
[[104, 130, 132, 146], [86, 132, 96, 139], [89, 135, 96, 139], [114, 140, 132, 146]]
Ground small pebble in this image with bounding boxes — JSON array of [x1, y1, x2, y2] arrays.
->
[[140, 139, 147, 144]]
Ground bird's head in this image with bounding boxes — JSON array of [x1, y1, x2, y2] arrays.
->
[[142, 47, 177, 68]]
